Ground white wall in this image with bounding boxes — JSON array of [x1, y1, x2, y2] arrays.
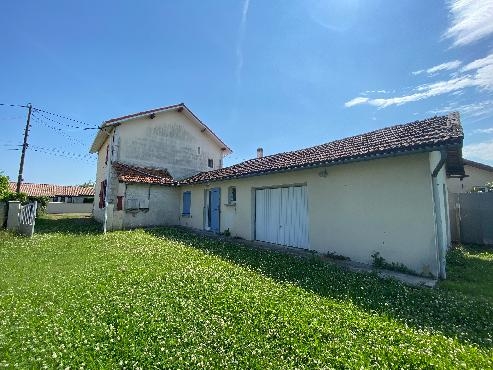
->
[[110, 183, 179, 229], [47, 202, 93, 214], [180, 153, 441, 276], [447, 165, 493, 193], [117, 110, 226, 180]]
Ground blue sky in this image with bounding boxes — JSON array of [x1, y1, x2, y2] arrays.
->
[[1, 0, 492, 185]]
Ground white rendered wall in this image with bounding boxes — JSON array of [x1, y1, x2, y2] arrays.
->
[[180, 153, 441, 276]]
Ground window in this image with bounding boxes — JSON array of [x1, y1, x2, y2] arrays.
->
[[105, 145, 109, 165], [116, 196, 123, 211], [125, 198, 139, 210], [182, 191, 191, 216], [98, 180, 107, 208], [208, 159, 214, 168], [228, 186, 236, 204], [197, 146, 201, 154]]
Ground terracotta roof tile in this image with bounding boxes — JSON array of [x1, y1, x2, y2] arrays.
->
[[113, 162, 177, 186], [8, 183, 95, 197], [182, 113, 464, 184]]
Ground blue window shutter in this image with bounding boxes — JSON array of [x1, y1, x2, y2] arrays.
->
[[183, 191, 191, 215]]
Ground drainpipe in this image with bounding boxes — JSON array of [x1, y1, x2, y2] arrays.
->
[[103, 126, 118, 234], [432, 149, 447, 279]]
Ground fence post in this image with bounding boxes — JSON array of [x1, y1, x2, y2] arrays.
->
[[6, 201, 21, 231]]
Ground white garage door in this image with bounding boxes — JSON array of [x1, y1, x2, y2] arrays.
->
[[255, 185, 309, 249]]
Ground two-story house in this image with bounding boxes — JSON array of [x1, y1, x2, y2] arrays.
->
[[91, 106, 465, 278], [89, 103, 231, 230]]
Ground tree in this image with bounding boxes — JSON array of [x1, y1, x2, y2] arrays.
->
[[79, 180, 95, 188], [0, 172, 11, 201]]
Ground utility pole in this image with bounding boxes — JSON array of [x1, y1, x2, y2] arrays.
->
[[16, 103, 32, 193]]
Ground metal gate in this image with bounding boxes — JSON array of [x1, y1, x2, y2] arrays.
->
[[255, 185, 309, 249], [449, 192, 493, 245]]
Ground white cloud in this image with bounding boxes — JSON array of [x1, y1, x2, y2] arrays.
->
[[429, 100, 493, 119], [444, 0, 493, 47], [463, 140, 493, 162], [344, 97, 369, 108], [473, 128, 493, 134], [236, 0, 250, 87], [412, 60, 462, 75], [345, 52, 493, 108], [461, 53, 493, 72], [364, 89, 391, 94]]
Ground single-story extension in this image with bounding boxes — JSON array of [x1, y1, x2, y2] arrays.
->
[[91, 104, 465, 278]]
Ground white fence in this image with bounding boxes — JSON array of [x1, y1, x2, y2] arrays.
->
[[6, 201, 37, 237]]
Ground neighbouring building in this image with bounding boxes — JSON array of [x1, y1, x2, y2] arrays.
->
[[8, 182, 95, 213], [446, 159, 493, 244], [90, 105, 465, 278], [447, 159, 493, 194]]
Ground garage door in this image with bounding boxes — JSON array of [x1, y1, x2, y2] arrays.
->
[[255, 186, 309, 249]]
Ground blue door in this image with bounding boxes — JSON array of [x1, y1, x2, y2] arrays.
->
[[210, 188, 221, 233]]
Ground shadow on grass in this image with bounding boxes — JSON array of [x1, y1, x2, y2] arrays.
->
[[147, 227, 493, 349], [35, 214, 101, 235], [440, 245, 493, 301]]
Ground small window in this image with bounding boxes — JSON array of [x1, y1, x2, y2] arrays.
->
[[105, 145, 109, 165], [139, 198, 149, 209], [197, 146, 201, 154], [116, 196, 123, 211], [182, 191, 191, 216], [125, 198, 139, 210], [228, 186, 236, 204], [208, 159, 214, 168]]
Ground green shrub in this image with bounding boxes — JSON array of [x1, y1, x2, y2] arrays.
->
[[371, 251, 418, 275]]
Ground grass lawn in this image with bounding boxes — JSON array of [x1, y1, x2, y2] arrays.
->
[[1, 215, 492, 368]]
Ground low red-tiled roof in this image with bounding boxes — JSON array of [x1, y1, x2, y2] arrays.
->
[[113, 162, 177, 186], [182, 113, 464, 184], [8, 183, 95, 197]]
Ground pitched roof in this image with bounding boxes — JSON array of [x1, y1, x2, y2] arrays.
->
[[8, 183, 95, 197], [463, 159, 493, 172], [182, 113, 464, 184], [89, 103, 231, 154], [113, 162, 177, 186]]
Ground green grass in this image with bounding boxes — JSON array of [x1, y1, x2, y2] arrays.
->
[[440, 244, 493, 301], [0, 215, 492, 368]]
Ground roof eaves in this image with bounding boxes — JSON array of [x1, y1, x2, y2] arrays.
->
[[182, 143, 456, 186]]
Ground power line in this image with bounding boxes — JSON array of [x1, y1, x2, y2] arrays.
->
[[0, 103, 29, 108], [30, 113, 90, 147], [34, 111, 90, 130], [30, 144, 94, 158], [32, 106, 96, 127], [29, 145, 96, 163]]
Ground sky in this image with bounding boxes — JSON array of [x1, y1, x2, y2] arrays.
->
[[0, 0, 492, 185]]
